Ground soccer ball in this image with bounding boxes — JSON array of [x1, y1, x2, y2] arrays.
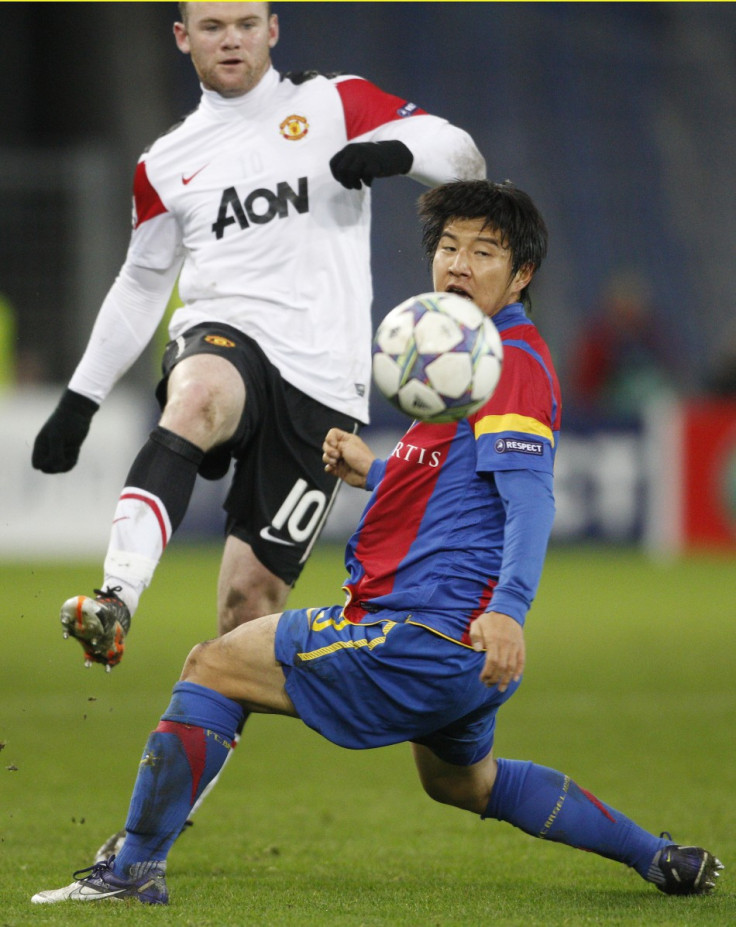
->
[[372, 291, 504, 423]]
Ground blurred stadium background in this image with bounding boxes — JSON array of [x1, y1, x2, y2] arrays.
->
[[2, 7, 735, 916], [2, 2, 736, 557]]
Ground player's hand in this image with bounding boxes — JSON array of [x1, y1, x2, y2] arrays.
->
[[469, 611, 525, 691], [32, 389, 99, 473], [322, 428, 375, 488], [329, 140, 413, 190]]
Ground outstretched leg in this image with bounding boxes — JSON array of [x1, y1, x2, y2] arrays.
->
[[412, 745, 722, 894], [104, 353, 245, 617], [33, 613, 296, 905], [60, 353, 245, 669]]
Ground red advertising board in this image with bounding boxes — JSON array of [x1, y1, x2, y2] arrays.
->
[[681, 400, 736, 549]]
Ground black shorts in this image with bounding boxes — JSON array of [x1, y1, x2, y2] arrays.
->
[[156, 322, 360, 585]]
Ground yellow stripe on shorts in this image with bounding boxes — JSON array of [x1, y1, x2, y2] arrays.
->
[[297, 620, 397, 663]]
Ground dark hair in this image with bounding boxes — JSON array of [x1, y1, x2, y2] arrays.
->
[[418, 180, 548, 309]]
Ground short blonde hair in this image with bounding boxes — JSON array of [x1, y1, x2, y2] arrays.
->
[[178, 3, 272, 25]]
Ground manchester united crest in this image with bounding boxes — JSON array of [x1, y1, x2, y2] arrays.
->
[[280, 114, 309, 141]]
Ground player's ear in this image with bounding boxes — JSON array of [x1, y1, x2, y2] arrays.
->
[[173, 21, 191, 54], [268, 14, 280, 49], [514, 262, 534, 292]]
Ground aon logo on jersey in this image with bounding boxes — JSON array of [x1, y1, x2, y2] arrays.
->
[[211, 177, 309, 239]]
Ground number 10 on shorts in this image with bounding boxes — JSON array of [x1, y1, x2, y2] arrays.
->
[[271, 479, 327, 543]]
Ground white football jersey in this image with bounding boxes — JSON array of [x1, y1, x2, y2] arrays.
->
[[70, 68, 485, 421]]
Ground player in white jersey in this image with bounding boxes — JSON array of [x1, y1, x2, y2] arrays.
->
[[31, 0, 484, 861], [32, 2, 486, 669]]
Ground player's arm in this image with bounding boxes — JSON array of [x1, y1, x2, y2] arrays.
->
[[329, 77, 485, 190], [66, 256, 181, 406], [32, 215, 183, 473], [322, 428, 376, 489], [368, 117, 486, 187], [469, 468, 555, 689]]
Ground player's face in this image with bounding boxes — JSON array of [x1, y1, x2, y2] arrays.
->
[[431, 217, 533, 318], [174, 3, 278, 98]]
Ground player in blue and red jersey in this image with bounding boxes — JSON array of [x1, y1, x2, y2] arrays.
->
[[33, 181, 721, 905], [341, 293, 561, 649]]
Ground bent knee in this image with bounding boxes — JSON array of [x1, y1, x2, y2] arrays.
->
[[164, 380, 224, 434], [163, 369, 244, 446], [421, 780, 448, 805], [181, 638, 225, 686], [422, 779, 490, 814], [421, 776, 464, 808], [418, 763, 495, 814]]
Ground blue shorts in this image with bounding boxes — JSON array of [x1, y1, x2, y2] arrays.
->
[[274, 605, 520, 766]]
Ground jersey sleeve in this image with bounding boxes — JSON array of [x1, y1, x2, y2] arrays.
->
[[67, 157, 184, 403], [488, 468, 555, 625], [333, 76, 486, 184], [334, 75, 428, 138], [127, 160, 184, 271], [473, 343, 559, 475], [68, 259, 181, 404]]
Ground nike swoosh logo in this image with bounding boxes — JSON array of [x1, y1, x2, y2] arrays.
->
[[182, 164, 208, 185], [70, 885, 128, 900], [259, 526, 296, 546]]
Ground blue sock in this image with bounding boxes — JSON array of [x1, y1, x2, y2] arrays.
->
[[113, 681, 244, 878], [484, 759, 669, 880]]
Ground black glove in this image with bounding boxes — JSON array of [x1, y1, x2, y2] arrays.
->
[[32, 388, 99, 473], [329, 140, 413, 190]]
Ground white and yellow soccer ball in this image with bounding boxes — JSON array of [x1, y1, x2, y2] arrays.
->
[[372, 292, 504, 423]]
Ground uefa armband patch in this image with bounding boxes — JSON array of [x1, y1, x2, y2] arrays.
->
[[494, 437, 543, 456], [397, 102, 419, 118]]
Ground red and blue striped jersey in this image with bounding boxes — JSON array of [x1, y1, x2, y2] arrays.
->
[[343, 302, 561, 645]]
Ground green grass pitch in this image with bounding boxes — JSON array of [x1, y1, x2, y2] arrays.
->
[[1, 544, 733, 925]]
